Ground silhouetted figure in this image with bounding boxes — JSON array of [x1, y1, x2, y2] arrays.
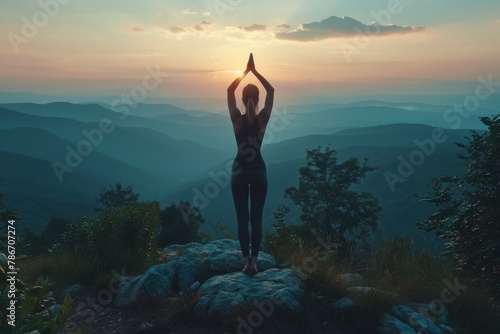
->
[[227, 53, 274, 275]]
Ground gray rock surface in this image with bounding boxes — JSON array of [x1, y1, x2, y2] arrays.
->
[[114, 262, 176, 306], [410, 302, 449, 325], [438, 324, 456, 334], [347, 286, 399, 300], [163, 239, 276, 274], [331, 296, 355, 310], [391, 304, 445, 334], [379, 313, 417, 334], [192, 268, 304, 319], [206, 249, 276, 273], [116, 239, 278, 307], [169, 256, 204, 292]]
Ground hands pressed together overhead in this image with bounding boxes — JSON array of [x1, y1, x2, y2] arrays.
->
[[244, 53, 256, 76], [227, 52, 274, 128]]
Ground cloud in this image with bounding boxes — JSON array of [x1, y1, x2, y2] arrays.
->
[[160, 21, 214, 36], [276, 23, 290, 29], [238, 24, 267, 32], [275, 15, 424, 41], [183, 9, 197, 15], [131, 26, 143, 32], [193, 21, 213, 31], [169, 26, 186, 34], [183, 8, 210, 17]]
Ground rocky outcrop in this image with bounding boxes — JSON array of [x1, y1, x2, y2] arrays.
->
[[114, 239, 302, 318], [329, 290, 455, 334], [113, 260, 178, 306], [113, 239, 458, 333], [376, 302, 456, 334], [192, 268, 304, 319]]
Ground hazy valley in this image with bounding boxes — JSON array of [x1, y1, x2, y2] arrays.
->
[[0, 98, 493, 251]]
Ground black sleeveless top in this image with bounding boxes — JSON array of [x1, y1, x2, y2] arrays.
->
[[232, 114, 266, 173]]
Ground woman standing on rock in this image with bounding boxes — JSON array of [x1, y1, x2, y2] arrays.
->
[[227, 53, 274, 275]]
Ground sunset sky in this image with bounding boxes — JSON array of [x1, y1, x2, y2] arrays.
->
[[1, 0, 499, 103]]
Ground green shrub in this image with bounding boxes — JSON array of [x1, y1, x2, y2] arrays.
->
[[93, 201, 160, 271], [58, 201, 160, 284]]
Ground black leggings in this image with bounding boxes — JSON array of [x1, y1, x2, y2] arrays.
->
[[231, 170, 268, 257]]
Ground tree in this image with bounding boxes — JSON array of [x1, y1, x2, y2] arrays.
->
[[285, 145, 382, 250], [417, 115, 500, 295], [157, 201, 205, 247], [41, 217, 72, 246], [24, 217, 72, 254], [95, 183, 140, 211]]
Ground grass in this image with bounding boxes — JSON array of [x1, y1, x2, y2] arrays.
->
[[18, 247, 156, 292], [18, 252, 96, 286], [447, 282, 500, 333], [367, 237, 456, 302], [254, 236, 500, 334]]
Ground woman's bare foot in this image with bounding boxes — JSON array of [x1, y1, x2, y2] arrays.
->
[[249, 256, 258, 275], [242, 256, 252, 274]]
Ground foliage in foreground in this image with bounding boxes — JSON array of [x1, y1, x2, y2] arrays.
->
[[1, 252, 76, 334], [417, 115, 500, 296]]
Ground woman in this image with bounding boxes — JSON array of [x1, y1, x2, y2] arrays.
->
[[227, 53, 274, 275]]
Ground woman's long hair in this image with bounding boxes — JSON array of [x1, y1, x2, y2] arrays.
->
[[242, 84, 259, 126]]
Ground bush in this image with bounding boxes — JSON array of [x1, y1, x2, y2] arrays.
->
[[59, 201, 160, 283]]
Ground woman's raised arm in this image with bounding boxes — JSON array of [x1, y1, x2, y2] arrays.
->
[[249, 54, 274, 127], [227, 65, 251, 132], [227, 73, 246, 119]]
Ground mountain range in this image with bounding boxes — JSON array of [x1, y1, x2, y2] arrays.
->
[[0, 99, 493, 249]]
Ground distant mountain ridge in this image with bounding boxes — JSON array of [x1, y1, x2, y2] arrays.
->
[[2, 91, 499, 112], [1, 103, 234, 151], [0, 150, 109, 232], [0, 99, 493, 248], [164, 123, 471, 251], [0, 106, 230, 181]]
